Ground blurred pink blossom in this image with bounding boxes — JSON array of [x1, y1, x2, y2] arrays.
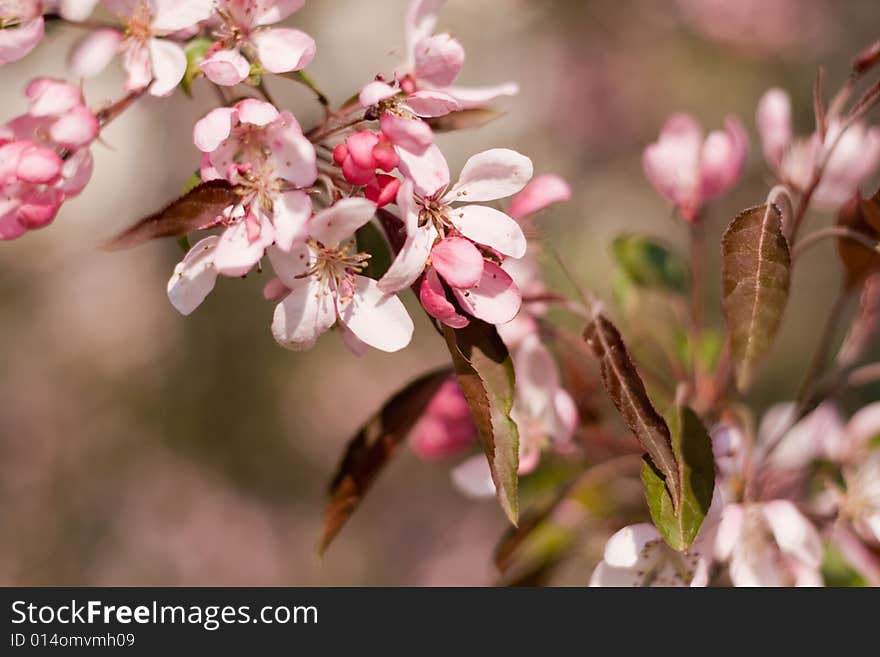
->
[[410, 377, 476, 461]]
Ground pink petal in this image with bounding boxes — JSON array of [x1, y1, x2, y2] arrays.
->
[[451, 454, 496, 498], [337, 275, 414, 352], [213, 215, 273, 277], [262, 276, 290, 301], [512, 334, 559, 417], [122, 40, 152, 92], [309, 197, 375, 247], [267, 242, 313, 287], [714, 504, 744, 561], [15, 187, 64, 229], [452, 260, 521, 324], [147, 38, 187, 97], [16, 144, 63, 184], [271, 275, 337, 351], [68, 28, 123, 78], [235, 98, 279, 126], [58, 148, 94, 195], [26, 78, 83, 116], [265, 115, 317, 188], [166, 235, 220, 315], [341, 156, 376, 186], [272, 190, 311, 251], [0, 18, 44, 66], [252, 0, 305, 27], [439, 82, 519, 109], [756, 88, 792, 169], [431, 236, 484, 289], [699, 116, 748, 200], [379, 180, 434, 293], [396, 143, 450, 197], [372, 138, 399, 172], [449, 204, 526, 258], [508, 173, 571, 220], [380, 113, 432, 154], [642, 113, 703, 210], [446, 148, 533, 203], [411, 414, 476, 461], [252, 28, 316, 74], [405, 90, 460, 117], [193, 107, 237, 152], [413, 33, 464, 87], [59, 0, 101, 21], [365, 174, 401, 208], [359, 81, 397, 108], [0, 206, 28, 240], [762, 500, 822, 568], [405, 0, 445, 59], [151, 0, 215, 32], [200, 48, 251, 86], [419, 267, 469, 328], [49, 106, 99, 149], [346, 131, 380, 169]]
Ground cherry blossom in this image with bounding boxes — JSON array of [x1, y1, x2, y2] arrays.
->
[[193, 98, 316, 276], [200, 0, 315, 86], [715, 500, 823, 586], [410, 377, 476, 461], [643, 113, 748, 221], [68, 0, 214, 96], [397, 0, 518, 109], [0, 0, 45, 65], [757, 87, 880, 207], [1, 78, 98, 239], [267, 198, 414, 352], [836, 451, 880, 544]]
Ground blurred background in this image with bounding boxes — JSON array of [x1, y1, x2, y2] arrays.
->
[[1, 0, 879, 585]]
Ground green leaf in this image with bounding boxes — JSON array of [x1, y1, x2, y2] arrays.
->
[[182, 171, 201, 194], [612, 234, 689, 294], [443, 321, 519, 524], [821, 544, 866, 587], [426, 108, 504, 133], [721, 203, 791, 391], [355, 222, 392, 280], [181, 37, 214, 97], [641, 405, 714, 551], [583, 313, 680, 508], [104, 180, 237, 250], [320, 368, 451, 554]]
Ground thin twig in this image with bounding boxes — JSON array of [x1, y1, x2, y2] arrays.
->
[[793, 226, 880, 259]]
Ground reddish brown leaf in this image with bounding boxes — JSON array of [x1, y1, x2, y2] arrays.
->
[[837, 192, 880, 290], [104, 180, 236, 250], [853, 40, 880, 75]]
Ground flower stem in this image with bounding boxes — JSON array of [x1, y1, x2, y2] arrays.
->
[[792, 226, 880, 259]]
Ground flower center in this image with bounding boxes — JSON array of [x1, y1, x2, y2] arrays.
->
[[300, 240, 371, 301], [0, 0, 37, 27], [418, 197, 453, 234], [122, 1, 155, 42]]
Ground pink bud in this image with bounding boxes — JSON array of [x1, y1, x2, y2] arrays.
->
[[365, 174, 400, 207]]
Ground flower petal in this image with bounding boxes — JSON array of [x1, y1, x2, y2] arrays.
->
[[271, 276, 336, 351], [603, 523, 662, 568], [235, 98, 279, 126], [714, 503, 744, 561], [430, 236, 483, 289], [439, 82, 519, 109], [419, 267, 469, 328], [413, 33, 464, 87], [380, 113, 432, 154], [0, 18, 44, 66], [147, 38, 187, 97], [252, 0, 305, 27], [151, 0, 214, 32], [378, 180, 434, 293], [49, 106, 99, 149], [213, 215, 274, 277], [309, 198, 375, 247], [508, 173, 571, 220], [193, 107, 237, 153], [449, 204, 526, 257], [200, 48, 251, 86], [405, 90, 460, 117], [762, 500, 822, 568], [405, 0, 446, 60], [642, 113, 702, 209], [338, 275, 414, 352], [451, 454, 496, 498], [68, 28, 122, 78], [359, 80, 397, 108], [167, 235, 219, 315], [452, 260, 521, 324], [756, 88, 792, 169], [268, 242, 313, 287], [698, 116, 748, 200], [272, 190, 311, 252], [253, 28, 316, 74], [446, 148, 533, 203], [396, 143, 450, 197], [265, 113, 318, 188]]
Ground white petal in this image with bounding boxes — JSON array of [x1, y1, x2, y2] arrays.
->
[[272, 190, 311, 251], [439, 82, 519, 109], [451, 454, 496, 498], [449, 204, 526, 257], [309, 198, 375, 247], [714, 503, 744, 561], [378, 183, 435, 293], [762, 500, 822, 568], [445, 148, 533, 203], [338, 275, 414, 353], [147, 38, 186, 97], [267, 242, 313, 288], [166, 235, 219, 315], [213, 216, 273, 277], [589, 561, 641, 587], [603, 523, 661, 568], [396, 143, 450, 198], [271, 277, 336, 351]]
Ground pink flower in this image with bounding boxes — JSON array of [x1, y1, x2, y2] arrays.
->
[[410, 377, 476, 460], [643, 113, 748, 221], [715, 500, 823, 586], [68, 0, 214, 96], [397, 0, 518, 109], [190, 98, 317, 280], [267, 198, 414, 352], [380, 148, 532, 327], [200, 0, 315, 86], [1, 78, 98, 239], [0, 0, 45, 65], [332, 130, 399, 188], [757, 87, 880, 208]]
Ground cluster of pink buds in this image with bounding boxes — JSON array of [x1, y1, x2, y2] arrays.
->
[[1, 78, 98, 239]]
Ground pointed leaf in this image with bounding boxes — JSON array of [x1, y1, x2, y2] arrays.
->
[[837, 192, 880, 290], [426, 108, 503, 133], [641, 405, 715, 551], [583, 313, 680, 508], [612, 234, 689, 294], [320, 368, 451, 553], [181, 37, 213, 97], [721, 203, 791, 391], [443, 320, 519, 524], [105, 180, 236, 250]]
